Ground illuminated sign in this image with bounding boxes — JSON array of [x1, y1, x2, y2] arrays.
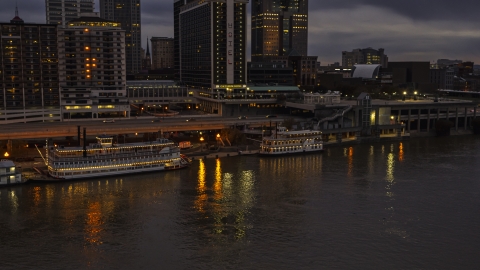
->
[[216, 84, 245, 89], [226, 0, 234, 84]]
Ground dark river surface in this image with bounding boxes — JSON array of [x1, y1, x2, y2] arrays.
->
[[1, 136, 480, 269]]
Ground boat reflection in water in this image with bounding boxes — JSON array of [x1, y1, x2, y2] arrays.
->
[[2, 136, 480, 269]]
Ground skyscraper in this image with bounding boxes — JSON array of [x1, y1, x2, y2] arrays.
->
[[45, 0, 95, 27], [174, 0, 248, 115], [99, 0, 141, 75], [251, 0, 308, 61], [57, 14, 130, 120], [175, 0, 247, 88], [1, 7, 61, 123]]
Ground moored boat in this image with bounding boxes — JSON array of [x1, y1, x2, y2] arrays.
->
[[46, 135, 191, 180], [259, 127, 323, 156]]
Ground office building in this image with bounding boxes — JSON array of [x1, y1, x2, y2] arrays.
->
[[342, 48, 388, 68], [247, 62, 294, 85], [99, 0, 141, 75], [151, 37, 173, 69], [175, 0, 248, 115], [45, 0, 95, 27], [1, 8, 61, 124], [251, 0, 308, 61], [57, 14, 130, 120]]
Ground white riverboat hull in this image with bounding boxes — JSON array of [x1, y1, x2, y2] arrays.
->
[[258, 148, 323, 156], [49, 162, 188, 180]]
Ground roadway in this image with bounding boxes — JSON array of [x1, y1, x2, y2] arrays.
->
[[0, 116, 284, 140]]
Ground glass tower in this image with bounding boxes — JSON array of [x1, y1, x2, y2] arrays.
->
[[251, 0, 308, 61], [99, 0, 142, 75]]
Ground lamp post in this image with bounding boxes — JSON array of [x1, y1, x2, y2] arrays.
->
[[414, 91, 418, 100], [200, 136, 205, 151], [402, 91, 406, 101]]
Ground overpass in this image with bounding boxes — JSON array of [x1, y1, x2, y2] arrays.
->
[[0, 116, 283, 140]]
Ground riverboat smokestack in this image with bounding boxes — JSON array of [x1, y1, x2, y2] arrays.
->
[[78, 126, 81, 146], [83, 127, 87, 157]]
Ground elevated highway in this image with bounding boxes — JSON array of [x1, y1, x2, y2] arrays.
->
[[0, 116, 283, 140]]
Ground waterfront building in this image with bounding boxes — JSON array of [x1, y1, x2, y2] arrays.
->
[[150, 37, 174, 69], [251, 0, 308, 61], [0, 159, 22, 185], [175, 0, 249, 115], [0, 8, 61, 124], [45, 0, 95, 27], [342, 48, 388, 68], [57, 14, 130, 120], [99, 0, 142, 75], [126, 80, 193, 114]]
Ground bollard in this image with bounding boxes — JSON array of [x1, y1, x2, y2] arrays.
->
[[216, 155, 218, 159]]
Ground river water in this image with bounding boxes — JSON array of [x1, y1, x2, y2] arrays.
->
[[1, 136, 480, 269]]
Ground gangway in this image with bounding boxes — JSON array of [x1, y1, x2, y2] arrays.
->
[[34, 144, 47, 166], [316, 105, 353, 129]]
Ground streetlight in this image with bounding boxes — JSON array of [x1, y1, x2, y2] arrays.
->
[[402, 91, 406, 101], [200, 136, 205, 151]]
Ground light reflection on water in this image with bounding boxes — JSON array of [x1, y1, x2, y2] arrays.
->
[[0, 137, 480, 269]]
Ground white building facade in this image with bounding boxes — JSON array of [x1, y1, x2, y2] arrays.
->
[[57, 15, 130, 120]]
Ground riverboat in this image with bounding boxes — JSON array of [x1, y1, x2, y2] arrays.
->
[[259, 127, 323, 156], [46, 135, 191, 180]]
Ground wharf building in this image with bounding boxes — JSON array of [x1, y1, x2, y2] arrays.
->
[[126, 80, 193, 115], [150, 37, 174, 69], [99, 0, 142, 75], [342, 48, 388, 68], [0, 9, 61, 124], [57, 15, 130, 120], [251, 0, 308, 61], [45, 0, 95, 27], [175, 0, 250, 115]]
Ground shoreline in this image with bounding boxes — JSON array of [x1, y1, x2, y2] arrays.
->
[[2, 131, 477, 186]]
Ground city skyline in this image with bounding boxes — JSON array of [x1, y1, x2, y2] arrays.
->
[[2, 0, 480, 64]]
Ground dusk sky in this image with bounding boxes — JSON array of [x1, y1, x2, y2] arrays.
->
[[2, 0, 480, 65]]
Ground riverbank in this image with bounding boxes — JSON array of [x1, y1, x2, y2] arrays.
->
[[2, 130, 476, 187]]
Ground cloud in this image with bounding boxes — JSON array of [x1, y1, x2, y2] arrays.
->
[[308, 5, 480, 64], [2, 0, 480, 65]]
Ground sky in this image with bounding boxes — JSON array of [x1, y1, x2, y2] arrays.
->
[[2, 0, 480, 65]]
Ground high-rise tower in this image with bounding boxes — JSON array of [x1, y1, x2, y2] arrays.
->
[[174, 0, 248, 115], [1, 7, 60, 123], [45, 0, 95, 27], [175, 0, 247, 88], [99, 0, 142, 75], [251, 0, 308, 61]]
